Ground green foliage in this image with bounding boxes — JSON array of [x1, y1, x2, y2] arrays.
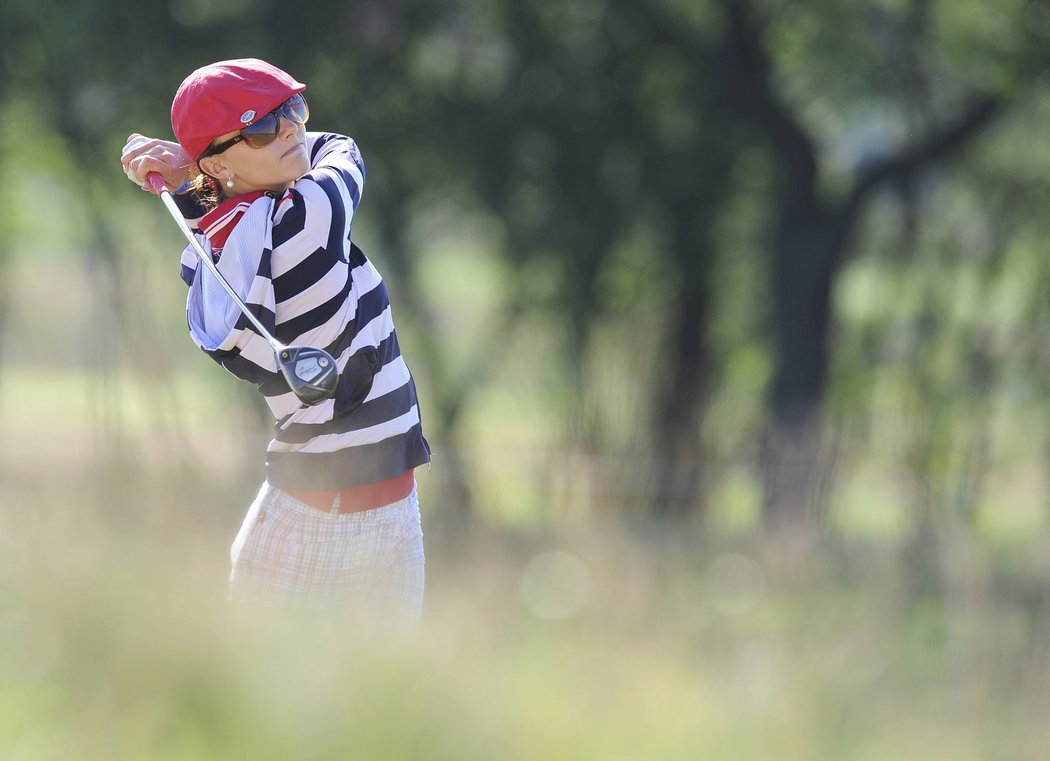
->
[[3, 0, 1050, 530]]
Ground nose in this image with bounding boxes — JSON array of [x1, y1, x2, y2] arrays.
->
[[278, 114, 299, 140]]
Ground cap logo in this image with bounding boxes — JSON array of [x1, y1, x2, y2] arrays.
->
[[240, 110, 256, 124]]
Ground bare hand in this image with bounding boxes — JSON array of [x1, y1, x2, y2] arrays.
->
[[120, 134, 195, 192]]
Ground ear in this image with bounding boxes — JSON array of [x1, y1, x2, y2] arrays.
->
[[198, 155, 227, 180]]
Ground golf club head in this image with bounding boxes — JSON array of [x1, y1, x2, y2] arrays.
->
[[277, 346, 339, 406]]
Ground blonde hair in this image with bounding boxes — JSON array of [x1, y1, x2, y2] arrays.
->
[[188, 171, 223, 207]]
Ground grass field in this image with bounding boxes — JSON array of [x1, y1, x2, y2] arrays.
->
[[3, 404, 1050, 760]]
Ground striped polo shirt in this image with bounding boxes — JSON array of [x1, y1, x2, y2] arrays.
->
[[178, 132, 430, 490]]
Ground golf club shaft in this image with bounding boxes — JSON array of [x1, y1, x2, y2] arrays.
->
[[146, 172, 285, 353]]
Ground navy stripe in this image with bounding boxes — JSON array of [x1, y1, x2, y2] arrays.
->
[[266, 424, 431, 490], [329, 168, 361, 215], [211, 352, 281, 386], [172, 189, 207, 220], [259, 375, 294, 397], [309, 133, 339, 165], [348, 241, 367, 268], [314, 172, 350, 258], [351, 276, 390, 331], [275, 332, 406, 442], [318, 321, 357, 364], [374, 329, 402, 365], [272, 245, 339, 304], [276, 380, 416, 444], [314, 138, 363, 211], [256, 246, 272, 279], [273, 330, 403, 431], [272, 192, 307, 248], [183, 133, 430, 491], [340, 381, 416, 431], [275, 251, 390, 344], [275, 277, 351, 341], [308, 138, 325, 164], [310, 134, 365, 192], [310, 273, 391, 359], [233, 304, 276, 336]]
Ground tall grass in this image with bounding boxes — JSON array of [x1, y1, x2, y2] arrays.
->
[[3, 452, 1050, 760]]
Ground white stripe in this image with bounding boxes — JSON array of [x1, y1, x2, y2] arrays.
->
[[282, 351, 409, 427], [266, 389, 308, 419], [183, 135, 424, 471], [347, 307, 395, 355], [238, 332, 277, 372], [270, 225, 322, 275], [364, 356, 410, 403], [202, 200, 255, 239], [181, 239, 205, 271], [295, 180, 336, 247], [272, 278, 391, 380], [344, 162, 364, 194], [276, 260, 349, 320], [267, 405, 420, 454], [350, 259, 383, 299]]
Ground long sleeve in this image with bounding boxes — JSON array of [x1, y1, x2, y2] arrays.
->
[[183, 196, 280, 379], [177, 132, 429, 489]]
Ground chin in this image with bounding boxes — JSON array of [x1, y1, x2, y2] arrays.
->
[[287, 154, 311, 178]]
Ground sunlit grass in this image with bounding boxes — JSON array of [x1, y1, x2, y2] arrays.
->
[[3, 461, 1050, 760]]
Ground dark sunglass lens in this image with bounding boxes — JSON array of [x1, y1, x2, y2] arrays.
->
[[284, 94, 309, 123], [241, 112, 280, 147]]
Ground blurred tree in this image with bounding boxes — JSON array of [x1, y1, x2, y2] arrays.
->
[[717, 0, 1007, 529], [6, 0, 1050, 534], [421, 0, 746, 518], [425, 0, 1029, 527]]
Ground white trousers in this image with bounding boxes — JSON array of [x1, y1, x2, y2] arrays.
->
[[229, 482, 425, 631]]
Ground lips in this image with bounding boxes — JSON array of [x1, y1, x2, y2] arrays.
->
[[282, 143, 306, 159]]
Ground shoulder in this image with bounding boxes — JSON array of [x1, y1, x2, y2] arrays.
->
[[305, 132, 364, 174], [275, 133, 366, 220]]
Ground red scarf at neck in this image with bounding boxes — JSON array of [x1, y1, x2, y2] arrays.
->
[[198, 190, 272, 255]]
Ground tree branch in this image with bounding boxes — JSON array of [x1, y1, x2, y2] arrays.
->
[[845, 96, 1002, 217]]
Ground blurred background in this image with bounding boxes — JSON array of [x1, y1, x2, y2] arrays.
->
[[4, 0, 1050, 758]]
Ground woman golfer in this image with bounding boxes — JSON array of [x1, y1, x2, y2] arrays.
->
[[120, 59, 431, 629]]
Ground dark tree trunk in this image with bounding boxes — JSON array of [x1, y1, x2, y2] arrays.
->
[[720, 0, 1003, 531], [762, 203, 847, 529], [651, 217, 713, 518]]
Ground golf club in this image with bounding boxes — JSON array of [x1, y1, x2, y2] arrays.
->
[[146, 172, 339, 406]]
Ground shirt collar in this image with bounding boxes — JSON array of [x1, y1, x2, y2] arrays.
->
[[198, 190, 272, 251]]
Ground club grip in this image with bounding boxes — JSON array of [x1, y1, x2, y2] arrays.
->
[[146, 172, 167, 196]]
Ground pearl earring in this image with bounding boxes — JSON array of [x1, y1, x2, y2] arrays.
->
[[226, 177, 234, 189]]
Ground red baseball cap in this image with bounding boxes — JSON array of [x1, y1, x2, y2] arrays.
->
[[171, 58, 306, 160]]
